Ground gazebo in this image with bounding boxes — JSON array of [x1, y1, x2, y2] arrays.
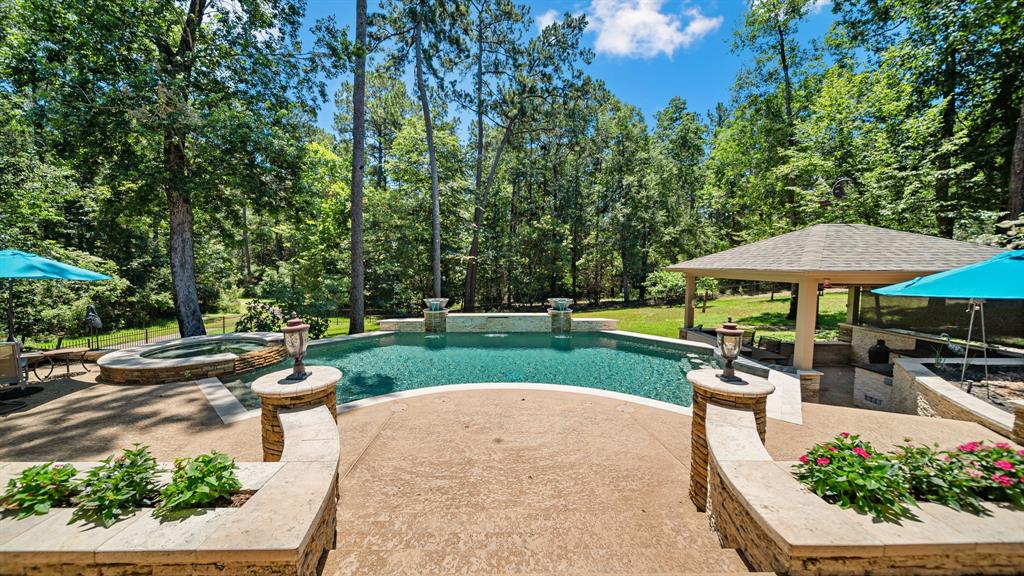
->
[[667, 224, 1004, 370]]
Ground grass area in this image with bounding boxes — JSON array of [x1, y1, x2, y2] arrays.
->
[[575, 291, 849, 341], [322, 316, 381, 338]]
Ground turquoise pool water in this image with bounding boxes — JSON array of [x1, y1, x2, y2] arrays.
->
[[221, 332, 717, 409]]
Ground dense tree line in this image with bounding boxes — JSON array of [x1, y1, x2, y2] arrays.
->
[[1, 0, 1021, 339]]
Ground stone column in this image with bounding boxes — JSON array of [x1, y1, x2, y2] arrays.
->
[[687, 368, 774, 512], [548, 309, 572, 333], [1012, 400, 1024, 445], [793, 277, 819, 370], [684, 273, 696, 329], [797, 369, 823, 403], [252, 366, 341, 462], [423, 309, 448, 333]]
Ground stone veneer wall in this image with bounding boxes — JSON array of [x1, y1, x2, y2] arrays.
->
[[234, 345, 288, 373], [99, 345, 286, 385], [892, 359, 1020, 442], [704, 403, 1024, 576], [847, 323, 917, 365]]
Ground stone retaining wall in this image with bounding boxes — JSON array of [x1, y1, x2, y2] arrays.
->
[[378, 314, 618, 333], [892, 358, 1021, 443], [703, 402, 1024, 575], [0, 406, 339, 576]]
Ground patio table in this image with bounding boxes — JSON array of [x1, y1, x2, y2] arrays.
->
[[19, 351, 53, 380], [41, 347, 90, 379]]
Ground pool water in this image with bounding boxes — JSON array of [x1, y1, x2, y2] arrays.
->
[[221, 332, 717, 410], [143, 340, 269, 359]]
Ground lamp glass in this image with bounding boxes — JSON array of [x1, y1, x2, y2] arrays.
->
[[719, 333, 741, 360]]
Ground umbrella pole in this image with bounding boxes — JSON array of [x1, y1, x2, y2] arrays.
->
[[6, 279, 13, 343], [980, 301, 989, 398], [961, 300, 975, 390]]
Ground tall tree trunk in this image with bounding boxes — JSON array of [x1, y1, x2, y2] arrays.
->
[[161, 0, 207, 337], [349, 0, 367, 334], [464, 21, 486, 312], [414, 10, 442, 299], [777, 22, 801, 322], [935, 48, 957, 238], [1009, 99, 1024, 219], [241, 201, 252, 286]]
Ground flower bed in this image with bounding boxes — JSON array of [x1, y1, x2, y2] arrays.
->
[[794, 433, 1024, 519]]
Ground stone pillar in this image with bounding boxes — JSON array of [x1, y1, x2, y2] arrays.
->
[[797, 369, 823, 403], [423, 309, 448, 333], [548, 309, 572, 333], [252, 366, 341, 462], [793, 277, 819, 370], [687, 368, 774, 512], [1012, 400, 1024, 445]]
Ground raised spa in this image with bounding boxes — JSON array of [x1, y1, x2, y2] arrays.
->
[[98, 333, 287, 385], [221, 332, 719, 409]]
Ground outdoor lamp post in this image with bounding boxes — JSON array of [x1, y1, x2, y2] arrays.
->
[[282, 312, 311, 381], [716, 317, 743, 381]]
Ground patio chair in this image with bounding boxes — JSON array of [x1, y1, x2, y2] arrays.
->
[[0, 342, 29, 414]]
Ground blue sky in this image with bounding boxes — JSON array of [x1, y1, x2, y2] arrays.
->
[[302, 0, 836, 132]]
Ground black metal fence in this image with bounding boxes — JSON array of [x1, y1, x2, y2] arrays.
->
[[32, 315, 242, 351]]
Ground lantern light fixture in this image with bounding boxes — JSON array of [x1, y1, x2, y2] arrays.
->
[[282, 312, 311, 381], [716, 317, 744, 382]]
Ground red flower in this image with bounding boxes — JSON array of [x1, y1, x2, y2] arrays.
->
[[958, 441, 981, 453], [799, 454, 810, 464], [828, 446, 838, 452], [816, 457, 831, 466], [838, 432, 850, 438], [995, 442, 1011, 449], [991, 474, 1015, 487], [1018, 449, 1024, 458], [993, 460, 1015, 471], [852, 447, 871, 459]]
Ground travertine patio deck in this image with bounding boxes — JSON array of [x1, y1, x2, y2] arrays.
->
[[0, 368, 1013, 575]]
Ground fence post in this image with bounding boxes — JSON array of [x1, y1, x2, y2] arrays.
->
[[222, 316, 226, 334], [145, 328, 149, 344]]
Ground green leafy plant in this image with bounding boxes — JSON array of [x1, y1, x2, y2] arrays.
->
[[952, 441, 1024, 506], [792, 432, 913, 520], [304, 315, 329, 339], [892, 442, 983, 513], [155, 452, 242, 515], [72, 445, 160, 527], [235, 301, 283, 333], [0, 463, 79, 519]]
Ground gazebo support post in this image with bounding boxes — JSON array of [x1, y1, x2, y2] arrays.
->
[[684, 274, 696, 329], [845, 286, 860, 324], [793, 278, 819, 370]]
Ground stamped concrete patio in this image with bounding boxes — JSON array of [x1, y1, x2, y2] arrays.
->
[[0, 368, 1013, 575]]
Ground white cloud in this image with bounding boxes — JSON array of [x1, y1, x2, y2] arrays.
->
[[536, 9, 560, 31], [587, 0, 723, 58], [810, 0, 831, 13]]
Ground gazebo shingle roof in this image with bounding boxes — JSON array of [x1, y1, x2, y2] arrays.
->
[[667, 224, 1003, 280]]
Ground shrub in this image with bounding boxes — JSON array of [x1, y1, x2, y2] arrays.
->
[[235, 301, 283, 333], [0, 462, 79, 519], [792, 432, 913, 520], [155, 452, 242, 515], [72, 445, 160, 527], [892, 442, 983, 513], [951, 441, 1024, 506]]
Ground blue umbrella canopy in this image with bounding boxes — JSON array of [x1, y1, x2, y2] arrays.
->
[[1, 250, 111, 342], [0, 250, 111, 281], [873, 250, 1023, 300]]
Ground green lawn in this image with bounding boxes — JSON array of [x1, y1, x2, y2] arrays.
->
[[322, 316, 381, 338], [575, 291, 849, 341]]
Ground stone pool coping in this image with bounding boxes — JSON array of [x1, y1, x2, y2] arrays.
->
[[194, 328, 804, 426], [0, 404, 339, 576], [704, 401, 1024, 575], [97, 332, 285, 385]]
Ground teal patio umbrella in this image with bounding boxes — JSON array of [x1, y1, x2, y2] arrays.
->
[[874, 249, 1023, 387], [0, 250, 112, 342]]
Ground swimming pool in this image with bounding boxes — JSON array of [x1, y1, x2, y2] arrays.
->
[[220, 332, 718, 410]]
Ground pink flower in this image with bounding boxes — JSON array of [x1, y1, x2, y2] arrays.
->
[[958, 442, 981, 453], [816, 457, 831, 466], [799, 454, 810, 464], [994, 460, 1015, 471], [991, 474, 1015, 487], [839, 432, 850, 438], [828, 446, 838, 452], [852, 447, 871, 459], [995, 442, 1011, 449], [1017, 449, 1024, 458], [966, 468, 984, 478]]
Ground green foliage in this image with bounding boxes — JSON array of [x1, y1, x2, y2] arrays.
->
[[0, 463, 79, 519], [72, 445, 160, 527], [155, 452, 242, 515], [793, 433, 913, 520], [235, 302, 284, 334], [892, 443, 983, 513]]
